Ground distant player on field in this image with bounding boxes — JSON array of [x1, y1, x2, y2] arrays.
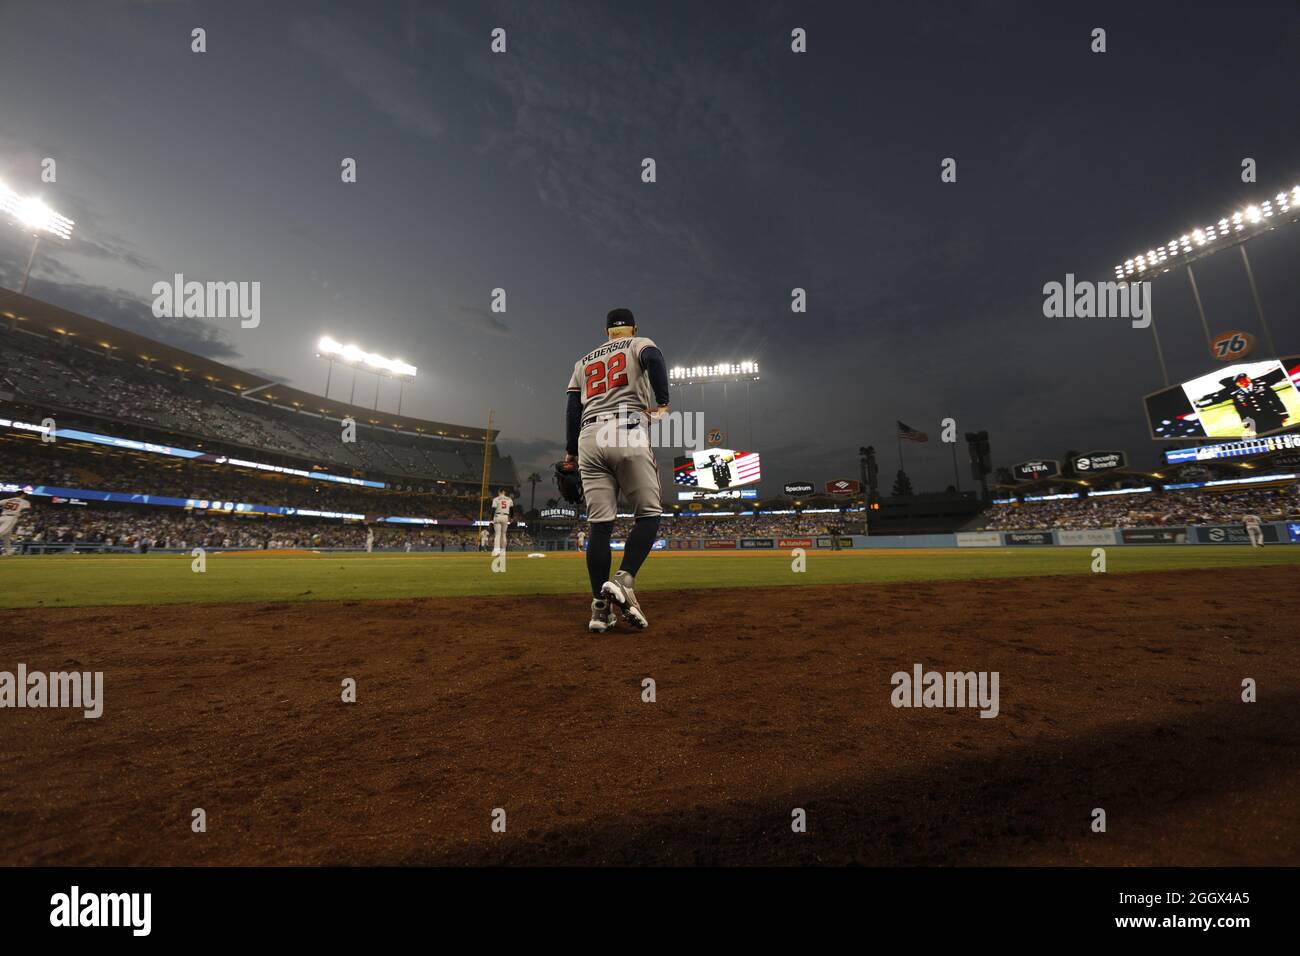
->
[[479, 527, 490, 551], [491, 489, 513, 555], [576, 528, 587, 552], [0, 488, 32, 556], [1243, 512, 1264, 548], [561, 307, 670, 632]]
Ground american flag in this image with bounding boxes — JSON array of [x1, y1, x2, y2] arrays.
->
[[897, 420, 928, 442], [732, 450, 762, 483], [673, 457, 698, 486]]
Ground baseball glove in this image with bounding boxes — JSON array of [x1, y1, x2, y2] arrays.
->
[[554, 459, 584, 505]]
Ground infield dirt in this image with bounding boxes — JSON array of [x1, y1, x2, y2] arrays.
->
[[2, 566, 1297, 866]]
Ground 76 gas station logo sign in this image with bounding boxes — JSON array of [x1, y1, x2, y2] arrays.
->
[[1210, 330, 1255, 362]]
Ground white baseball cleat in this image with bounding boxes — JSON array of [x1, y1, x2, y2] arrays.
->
[[601, 570, 647, 629], [588, 598, 617, 633]]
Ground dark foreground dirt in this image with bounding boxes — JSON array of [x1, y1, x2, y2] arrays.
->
[[1, 568, 1298, 866]]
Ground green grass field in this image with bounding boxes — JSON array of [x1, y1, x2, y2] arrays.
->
[[1, 545, 1298, 610]]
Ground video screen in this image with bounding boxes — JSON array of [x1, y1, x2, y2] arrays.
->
[[1144, 358, 1300, 440], [673, 449, 761, 491]]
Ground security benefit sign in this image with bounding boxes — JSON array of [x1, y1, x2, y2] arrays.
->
[[1196, 524, 1280, 545], [1072, 450, 1126, 474]]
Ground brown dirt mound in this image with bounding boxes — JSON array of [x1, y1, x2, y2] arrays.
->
[[1, 567, 1297, 866]]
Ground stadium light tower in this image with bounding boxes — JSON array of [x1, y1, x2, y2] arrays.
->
[[316, 335, 418, 414], [668, 360, 762, 449], [0, 180, 76, 294], [1114, 184, 1299, 382]]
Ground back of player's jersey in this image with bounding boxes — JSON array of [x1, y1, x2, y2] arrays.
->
[[567, 335, 657, 419], [492, 495, 512, 516]]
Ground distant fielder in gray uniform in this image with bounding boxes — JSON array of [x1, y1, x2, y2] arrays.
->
[[562, 308, 671, 632]]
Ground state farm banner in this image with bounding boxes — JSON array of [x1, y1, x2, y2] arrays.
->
[[1057, 529, 1118, 546], [1121, 527, 1188, 544], [778, 537, 814, 548], [955, 531, 1001, 547]]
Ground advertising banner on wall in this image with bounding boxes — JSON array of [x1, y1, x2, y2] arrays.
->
[[1005, 531, 1054, 545], [1195, 525, 1281, 544], [955, 531, 1002, 547], [1057, 529, 1119, 546], [1121, 527, 1188, 544]]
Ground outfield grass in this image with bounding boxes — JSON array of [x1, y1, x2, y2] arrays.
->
[[1, 545, 1298, 610]]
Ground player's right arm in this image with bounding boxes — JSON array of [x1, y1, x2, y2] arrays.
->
[[564, 363, 583, 462]]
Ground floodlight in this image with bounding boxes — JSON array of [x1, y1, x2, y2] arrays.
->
[[1115, 185, 1300, 280], [0, 181, 75, 241], [668, 359, 760, 384]]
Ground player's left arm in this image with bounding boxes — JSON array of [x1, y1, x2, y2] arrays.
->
[[638, 343, 671, 415]]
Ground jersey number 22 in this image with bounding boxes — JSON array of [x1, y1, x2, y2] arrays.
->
[[584, 354, 629, 397]]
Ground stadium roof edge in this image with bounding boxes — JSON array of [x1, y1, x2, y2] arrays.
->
[[0, 289, 497, 443]]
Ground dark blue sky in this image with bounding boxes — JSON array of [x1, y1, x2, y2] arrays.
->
[[1, 0, 1297, 490]]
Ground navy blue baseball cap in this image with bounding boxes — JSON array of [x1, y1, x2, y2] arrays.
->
[[606, 308, 635, 329]]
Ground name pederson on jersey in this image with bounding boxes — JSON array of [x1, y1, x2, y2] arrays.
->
[[566, 336, 659, 420]]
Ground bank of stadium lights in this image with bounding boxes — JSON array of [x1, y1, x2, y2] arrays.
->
[[316, 335, 417, 414], [0, 180, 76, 295], [1114, 185, 1300, 281], [317, 336, 416, 378], [669, 360, 760, 384]]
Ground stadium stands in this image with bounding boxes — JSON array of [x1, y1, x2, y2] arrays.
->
[[0, 317, 517, 489], [980, 484, 1300, 531]]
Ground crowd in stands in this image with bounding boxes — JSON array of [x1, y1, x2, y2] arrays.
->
[[981, 485, 1300, 531], [0, 441, 485, 519], [0, 328, 516, 486], [12, 507, 487, 552]]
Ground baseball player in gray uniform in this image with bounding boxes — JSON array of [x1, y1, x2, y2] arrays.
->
[[0, 489, 32, 556], [562, 308, 671, 632]]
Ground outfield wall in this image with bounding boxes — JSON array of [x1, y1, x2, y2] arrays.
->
[[661, 523, 1298, 550], [854, 522, 1297, 548], [15, 522, 1300, 555]]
